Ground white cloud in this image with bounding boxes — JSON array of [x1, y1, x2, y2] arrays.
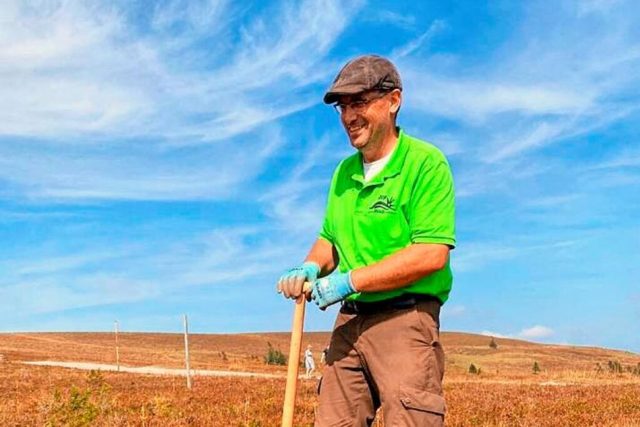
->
[[452, 244, 521, 273], [442, 305, 466, 317], [397, 1, 639, 167], [0, 276, 160, 315], [0, 0, 361, 142], [362, 10, 416, 30], [479, 326, 555, 341], [480, 331, 511, 339], [405, 77, 593, 122], [484, 107, 633, 163], [0, 223, 304, 315], [0, 126, 285, 201], [453, 239, 584, 273], [151, 0, 229, 34], [592, 149, 640, 169], [524, 194, 583, 208], [518, 325, 555, 339], [259, 131, 338, 236], [15, 252, 126, 276], [0, 0, 367, 203], [391, 20, 448, 60], [577, 0, 624, 16]]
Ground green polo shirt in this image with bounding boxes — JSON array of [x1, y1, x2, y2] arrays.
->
[[319, 129, 456, 303]]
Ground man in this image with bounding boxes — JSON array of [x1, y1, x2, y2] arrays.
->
[[320, 344, 330, 365], [277, 54, 455, 426]]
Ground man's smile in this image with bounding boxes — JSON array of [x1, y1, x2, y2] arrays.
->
[[347, 122, 366, 138]]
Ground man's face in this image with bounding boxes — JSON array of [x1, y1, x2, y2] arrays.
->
[[336, 90, 396, 150]]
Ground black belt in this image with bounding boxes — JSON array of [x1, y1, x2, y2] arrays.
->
[[341, 293, 441, 315]]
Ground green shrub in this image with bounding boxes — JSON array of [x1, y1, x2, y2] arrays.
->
[[45, 387, 99, 427], [264, 342, 286, 366], [533, 361, 541, 374]]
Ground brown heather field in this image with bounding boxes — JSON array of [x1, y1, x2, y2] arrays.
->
[[1, 332, 639, 426]]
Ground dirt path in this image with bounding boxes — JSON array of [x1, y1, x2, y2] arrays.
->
[[22, 361, 286, 379]]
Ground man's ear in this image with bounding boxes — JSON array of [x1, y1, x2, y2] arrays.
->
[[389, 89, 402, 115]]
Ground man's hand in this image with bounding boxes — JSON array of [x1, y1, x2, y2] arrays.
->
[[277, 262, 320, 299], [311, 272, 356, 309]]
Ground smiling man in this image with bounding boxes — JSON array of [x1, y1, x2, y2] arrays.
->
[[277, 54, 456, 426]]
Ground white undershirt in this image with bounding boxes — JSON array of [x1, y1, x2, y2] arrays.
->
[[363, 148, 394, 182]]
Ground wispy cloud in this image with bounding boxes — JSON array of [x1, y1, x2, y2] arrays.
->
[[0, 276, 160, 315], [403, 72, 596, 124], [0, 0, 367, 203], [14, 252, 126, 277], [591, 149, 640, 169], [442, 305, 466, 318], [398, 1, 639, 166], [577, 0, 624, 16], [391, 20, 448, 59], [518, 325, 555, 339], [0, 209, 84, 223], [0, 126, 284, 201], [480, 331, 511, 339], [0, 224, 298, 315], [0, 0, 362, 142], [480, 325, 555, 341], [1, 0, 638, 353], [453, 240, 583, 273], [150, 0, 229, 35], [452, 244, 521, 273], [484, 107, 634, 163], [259, 131, 339, 236], [362, 10, 417, 31], [524, 194, 583, 208]]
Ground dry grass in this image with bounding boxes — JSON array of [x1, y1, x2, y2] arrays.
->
[[1, 332, 639, 426]]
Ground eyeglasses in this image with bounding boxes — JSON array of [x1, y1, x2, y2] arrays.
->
[[333, 91, 390, 114]]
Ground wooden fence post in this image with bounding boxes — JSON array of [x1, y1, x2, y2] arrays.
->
[[114, 320, 120, 372], [184, 314, 192, 389]]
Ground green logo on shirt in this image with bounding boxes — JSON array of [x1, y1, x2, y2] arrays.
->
[[370, 195, 395, 212]]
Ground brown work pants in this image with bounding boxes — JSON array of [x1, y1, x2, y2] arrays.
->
[[316, 300, 446, 427]]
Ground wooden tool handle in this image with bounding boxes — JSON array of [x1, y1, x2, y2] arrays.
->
[[281, 283, 312, 427]]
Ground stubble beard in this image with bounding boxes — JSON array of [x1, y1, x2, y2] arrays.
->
[[351, 124, 388, 161]]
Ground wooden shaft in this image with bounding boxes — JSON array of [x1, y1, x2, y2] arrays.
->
[[281, 285, 310, 427], [184, 314, 192, 389]]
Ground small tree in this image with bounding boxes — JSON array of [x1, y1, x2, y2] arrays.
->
[[533, 361, 541, 374], [468, 364, 479, 374], [489, 337, 498, 350], [264, 342, 287, 366]]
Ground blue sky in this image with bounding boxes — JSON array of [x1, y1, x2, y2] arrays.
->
[[1, 0, 638, 353]]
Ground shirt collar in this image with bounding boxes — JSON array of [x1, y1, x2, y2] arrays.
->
[[350, 127, 409, 186]]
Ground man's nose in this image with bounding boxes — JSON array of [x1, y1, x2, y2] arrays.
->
[[341, 106, 358, 123]]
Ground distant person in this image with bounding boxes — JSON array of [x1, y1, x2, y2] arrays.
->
[[320, 345, 329, 365], [304, 344, 316, 379], [277, 54, 455, 426]]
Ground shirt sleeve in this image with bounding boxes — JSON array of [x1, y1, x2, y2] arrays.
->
[[319, 213, 334, 244], [318, 165, 340, 244], [408, 157, 456, 248]]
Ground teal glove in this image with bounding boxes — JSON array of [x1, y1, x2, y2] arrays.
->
[[277, 262, 320, 299], [311, 272, 356, 309]]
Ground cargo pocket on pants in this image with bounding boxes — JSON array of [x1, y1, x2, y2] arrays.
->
[[399, 384, 447, 415]]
